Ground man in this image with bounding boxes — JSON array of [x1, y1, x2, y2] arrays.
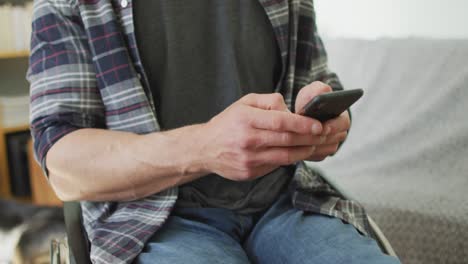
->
[[28, 0, 401, 263]]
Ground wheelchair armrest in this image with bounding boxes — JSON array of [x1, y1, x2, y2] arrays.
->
[[63, 202, 91, 264]]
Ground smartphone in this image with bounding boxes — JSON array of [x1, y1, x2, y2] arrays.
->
[[298, 89, 363, 122]]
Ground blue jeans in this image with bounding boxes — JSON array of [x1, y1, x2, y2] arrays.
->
[[136, 193, 400, 264]]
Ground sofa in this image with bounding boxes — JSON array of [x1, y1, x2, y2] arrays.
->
[[312, 38, 468, 264]]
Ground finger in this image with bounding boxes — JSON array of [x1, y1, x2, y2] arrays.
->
[[294, 81, 333, 114], [323, 131, 347, 145], [306, 143, 339, 161], [240, 93, 290, 112], [247, 130, 325, 148], [307, 155, 329, 162], [323, 111, 351, 134], [248, 108, 323, 135], [255, 146, 317, 166]]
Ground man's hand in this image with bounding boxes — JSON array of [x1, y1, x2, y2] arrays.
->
[[199, 93, 326, 181], [294, 81, 350, 161], [45, 85, 349, 201]]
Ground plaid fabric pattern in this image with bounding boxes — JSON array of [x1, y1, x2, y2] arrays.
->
[[28, 0, 372, 263]]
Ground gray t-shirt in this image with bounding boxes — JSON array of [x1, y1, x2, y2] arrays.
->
[[134, 0, 291, 213]]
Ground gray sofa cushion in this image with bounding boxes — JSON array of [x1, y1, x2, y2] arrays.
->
[[313, 38, 468, 264]]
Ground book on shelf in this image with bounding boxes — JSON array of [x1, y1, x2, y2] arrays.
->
[[6, 130, 32, 197], [0, 1, 33, 54], [0, 94, 29, 129]]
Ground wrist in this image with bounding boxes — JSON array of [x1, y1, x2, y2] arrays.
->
[[147, 124, 211, 177], [184, 123, 212, 176]]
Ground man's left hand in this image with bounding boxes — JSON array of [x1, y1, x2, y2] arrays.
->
[[294, 81, 350, 161]]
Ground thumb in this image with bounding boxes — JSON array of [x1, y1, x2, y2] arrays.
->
[[295, 81, 332, 114]]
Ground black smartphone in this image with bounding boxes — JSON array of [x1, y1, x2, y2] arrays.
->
[[298, 89, 363, 122]]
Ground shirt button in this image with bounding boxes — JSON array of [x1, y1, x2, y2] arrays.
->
[[120, 0, 128, 8], [136, 73, 142, 80]]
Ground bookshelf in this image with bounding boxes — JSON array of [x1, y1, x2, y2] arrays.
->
[[0, 60, 62, 206], [0, 103, 29, 198], [0, 106, 61, 205], [0, 1, 61, 206]]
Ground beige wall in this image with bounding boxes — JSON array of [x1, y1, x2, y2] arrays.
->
[[316, 0, 468, 39]]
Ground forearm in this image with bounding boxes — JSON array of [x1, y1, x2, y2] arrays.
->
[[46, 125, 208, 202], [46, 93, 327, 202]]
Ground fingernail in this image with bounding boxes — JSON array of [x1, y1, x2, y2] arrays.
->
[[312, 123, 322, 135], [324, 126, 331, 135]]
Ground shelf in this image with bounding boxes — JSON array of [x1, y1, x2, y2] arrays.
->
[[11, 196, 32, 204], [2, 124, 30, 134], [0, 50, 29, 59]]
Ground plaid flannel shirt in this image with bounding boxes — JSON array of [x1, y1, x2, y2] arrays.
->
[[28, 0, 372, 263]]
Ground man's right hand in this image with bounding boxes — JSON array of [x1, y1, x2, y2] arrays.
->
[[198, 93, 327, 181], [45, 93, 330, 201]]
